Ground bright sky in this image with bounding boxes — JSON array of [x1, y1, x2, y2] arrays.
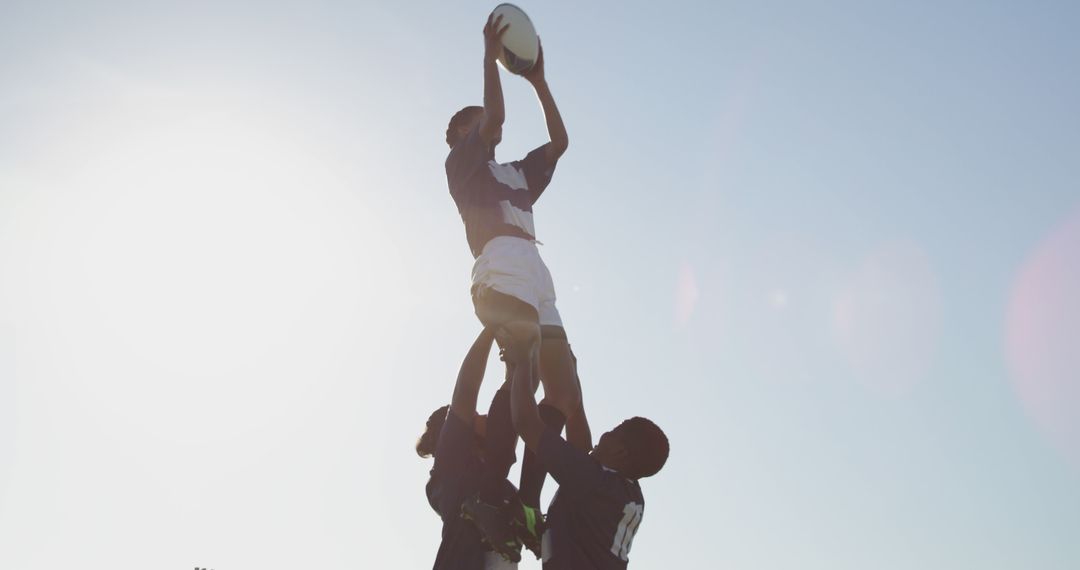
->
[[2, 1, 1079, 569]]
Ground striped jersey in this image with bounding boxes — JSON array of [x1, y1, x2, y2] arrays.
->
[[445, 126, 558, 258]]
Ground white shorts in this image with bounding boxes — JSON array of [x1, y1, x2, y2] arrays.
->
[[471, 236, 563, 329]]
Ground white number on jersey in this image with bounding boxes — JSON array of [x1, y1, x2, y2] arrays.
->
[[610, 502, 644, 561]]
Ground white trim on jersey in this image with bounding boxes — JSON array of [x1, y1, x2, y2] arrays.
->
[[498, 200, 536, 237], [488, 161, 529, 190]]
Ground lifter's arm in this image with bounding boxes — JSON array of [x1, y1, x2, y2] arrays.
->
[[449, 328, 497, 425], [478, 14, 509, 145], [524, 40, 568, 162]]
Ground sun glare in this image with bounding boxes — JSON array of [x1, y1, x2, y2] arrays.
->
[[5, 89, 396, 444]]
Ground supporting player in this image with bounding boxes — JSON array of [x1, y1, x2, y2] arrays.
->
[[505, 340, 669, 569], [444, 13, 579, 559], [417, 328, 519, 569]]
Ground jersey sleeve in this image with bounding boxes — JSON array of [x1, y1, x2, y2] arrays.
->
[[536, 428, 604, 498], [446, 125, 493, 203], [514, 144, 558, 205]]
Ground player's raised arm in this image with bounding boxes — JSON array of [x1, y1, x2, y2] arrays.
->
[[523, 39, 568, 163], [479, 14, 509, 146], [449, 328, 497, 424]]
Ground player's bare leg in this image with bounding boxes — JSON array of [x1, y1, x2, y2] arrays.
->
[[501, 332, 575, 557]]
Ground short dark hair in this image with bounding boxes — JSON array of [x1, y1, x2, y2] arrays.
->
[[446, 106, 484, 148], [416, 404, 450, 458], [615, 417, 669, 479]]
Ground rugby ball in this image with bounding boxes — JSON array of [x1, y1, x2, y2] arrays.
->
[[491, 3, 539, 74]]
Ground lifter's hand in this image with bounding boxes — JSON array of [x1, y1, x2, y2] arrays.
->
[[483, 13, 510, 62]]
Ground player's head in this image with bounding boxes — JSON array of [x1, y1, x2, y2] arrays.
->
[[593, 417, 669, 479], [416, 404, 450, 458], [446, 106, 498, 149]]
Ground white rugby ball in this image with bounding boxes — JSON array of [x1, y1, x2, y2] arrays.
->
[[490, 3, 538, 74]]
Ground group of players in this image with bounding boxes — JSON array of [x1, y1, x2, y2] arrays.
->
[[417, 14, 669, 569]]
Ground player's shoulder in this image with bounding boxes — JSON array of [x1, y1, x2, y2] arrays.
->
[[599, 467, 645, 502], [445, 130, 494, 181], [435, 413, 479, 466]]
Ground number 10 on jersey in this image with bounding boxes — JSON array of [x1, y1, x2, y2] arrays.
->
[[610, 502, 644, 561]]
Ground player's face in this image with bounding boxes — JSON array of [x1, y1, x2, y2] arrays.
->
[[593, 430, 619, 458], [595, 430, 612, 452], [464, 113, 500, 147], [593, 429, 631, 472]]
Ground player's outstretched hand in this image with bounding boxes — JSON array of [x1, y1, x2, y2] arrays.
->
[[523, 38, 545, 84], [483, 13, 510, 61]]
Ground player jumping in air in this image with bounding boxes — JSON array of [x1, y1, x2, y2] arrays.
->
[[444, 14, 580, 560]]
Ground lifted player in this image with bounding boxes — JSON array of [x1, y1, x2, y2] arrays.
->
[[444, 13, 579, 559]]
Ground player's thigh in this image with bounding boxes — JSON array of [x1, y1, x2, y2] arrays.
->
[[472, 285, 538, 330], [473, 286, 541, 361]]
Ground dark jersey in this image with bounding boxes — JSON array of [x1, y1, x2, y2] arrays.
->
[[426, 412, 486, 570], [445, 126, 558, 258], [537, 431, 646, 569]]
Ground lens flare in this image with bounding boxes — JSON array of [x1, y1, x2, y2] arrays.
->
[[1006, 208, 1080, 468], [675, 261, 700, 325], [832, 241, 941, 394]]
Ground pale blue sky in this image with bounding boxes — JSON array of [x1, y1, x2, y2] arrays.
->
[[1, 1, 1078, 569]]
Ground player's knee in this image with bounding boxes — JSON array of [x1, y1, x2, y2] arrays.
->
[[541, 374, 581, 417], [543, 389, 580, 419]]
